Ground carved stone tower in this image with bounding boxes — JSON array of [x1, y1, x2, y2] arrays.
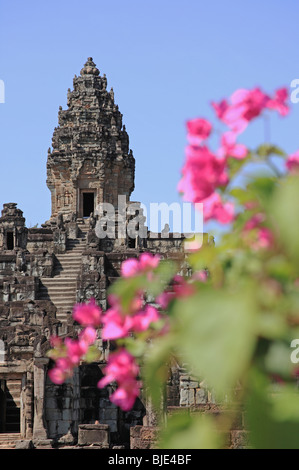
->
[[46, 58, 135, 222]]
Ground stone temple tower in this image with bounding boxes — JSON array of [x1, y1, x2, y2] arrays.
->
[[46, 57, 135, 222]]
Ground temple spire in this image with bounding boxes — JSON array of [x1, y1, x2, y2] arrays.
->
[[46, 58, 135, 222], [80, 57, 100, 76]]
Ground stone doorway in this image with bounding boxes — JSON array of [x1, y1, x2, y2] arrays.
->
[[6, 232, 14, 250], [82, 192, 95, 218], [0, 378, 20, 433]]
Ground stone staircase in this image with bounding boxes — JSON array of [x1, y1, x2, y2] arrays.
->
[[38, 224, 88, 323], [0, 433, 22, 449]]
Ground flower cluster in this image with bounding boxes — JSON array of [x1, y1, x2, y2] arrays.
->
[[48, 301, 100, 385], [121, 252, 160, 278], [102, 294, 161, 340], [48, 253, 166, 411], [97, 349, 141, 411], [242, 213, 274, 250], [178, 86, 290, 225]]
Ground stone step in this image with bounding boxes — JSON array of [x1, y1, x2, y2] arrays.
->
[[52, 269, 81, 275], [51, 301, 76, 308], [53, 263, 82, 269], [0, 433, 22, 447], [52, 265, 81, 270], [41, 285, 76, 291], [41, 278, 77, 283], [42, 296, 76, 303], [48, 276, 79, 281]]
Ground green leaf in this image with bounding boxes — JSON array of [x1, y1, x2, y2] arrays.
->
[[246, 369, 299, 449], [270, 173, 299, 262], [173, 285, 257, 398], [84, 345, 102, 363], [143, 335, 175, 411], [256, 144, 286, 158], [158, 411, 224, 449]]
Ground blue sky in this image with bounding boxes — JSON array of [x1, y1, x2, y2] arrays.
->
[[0, 0, 299, 230]]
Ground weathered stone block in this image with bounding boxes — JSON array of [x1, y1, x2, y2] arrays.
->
[[78, 423, 110, 448], [195, 388, 207, 404]]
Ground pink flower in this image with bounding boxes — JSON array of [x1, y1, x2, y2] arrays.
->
[[121, 258, 140, 277], [48, 367, 67, 385], [202, 192, 235, 224], [102, 307, 134, 340], [178, 145, 229, 203], [230, 87, 269, 121], [65, 338, 89, 365], [192, 270, 208, 282], [48, 357, 73, 384], [186, 118, 212, 144], [286, 150, 299, 172], [244, 213, 265, 230], [172, 275, 196, 297], [212, 87, 270, 134], [211, 99, 229, 121], [98, 349, 139, 388], [254, 227, 274, 250], [109, 378, 141, 411], [121, 253, 160, 279], [72, 298, 102, 327], [132, 305, 160, 332], [139, 253, 160, 271], [218, 131, 248, 160], [266, 87, 289, 116], [156, 290, 175, 309], [50, 336, 63, 348], [79, 326, 97, 345], [242, 213, 274, 250], [98, 349, 141, 411]]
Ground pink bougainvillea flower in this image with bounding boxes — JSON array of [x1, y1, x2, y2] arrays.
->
[[177, 168, 198, 203], [72, 298, 102, 327], [218, 131, 248, 160], [65, 337, 89, 365], [242, 213, 274, 250], [253, 227, 274, 250], [172, 275, 197, 297], [48, 366, 67, 385], [79, 326, 97, 346], [186, 118, 212, 144], [50, 335, 63, 349], [132, 305, 160, 333], [266, 87, 289, 116], [244, 213, 265, 231], [121, 253, 160, 279], [98, 349, 139, 389], [211, 99, 229, 121], [230, 87, 269, 121], [139, 253, 160, 271], [48, 357, 73, 384], [156, 290, 175, 309], [192, 270, 208, 282], [212, 87, 269, 134], [98, 349, 141, 411], [178, 145, 229, 203], [202, 192, 235, 224], [121, 258, 140, 278], [109, 378, 141, 411], [102, 307, 134, 340], [286, 150, 299, 172]]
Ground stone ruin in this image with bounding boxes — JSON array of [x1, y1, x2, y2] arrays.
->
[[0, 58, 245, 449]]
